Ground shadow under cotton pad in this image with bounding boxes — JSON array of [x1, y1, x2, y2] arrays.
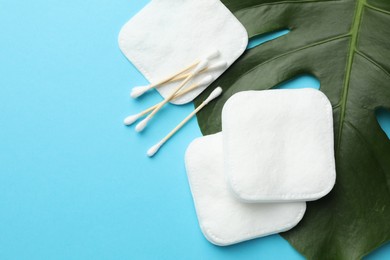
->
[[185, 133, 306, 246], [222, 89, 336, 203]]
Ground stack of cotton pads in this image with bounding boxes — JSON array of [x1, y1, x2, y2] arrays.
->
[[185, 88, 336, 246]]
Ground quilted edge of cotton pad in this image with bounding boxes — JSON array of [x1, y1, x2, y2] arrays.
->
[[117, 0, 248, 105], [184, 133, 307, 246], [221, 88, 337, 203]]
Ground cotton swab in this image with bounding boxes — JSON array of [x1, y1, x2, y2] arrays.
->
[[124, 75, 214, 126], [130, 63, 196, 99], [205, 49, 220, 61], [130, 50, 220, 98], [135, 60, 209, 132], [130, 62, 198, 99], [168, 61, 228, 83], [147, 87, 223, 157], [206, 60, 228, 71], [170, 74, 215, 101]]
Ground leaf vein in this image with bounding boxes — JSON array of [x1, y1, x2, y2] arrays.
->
[[231, 33, 350, 88], [365, 3, 390, 16], [355, 50, 390, 79]]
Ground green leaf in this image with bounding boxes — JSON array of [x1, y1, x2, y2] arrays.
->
[[194, 0, 390, 258]]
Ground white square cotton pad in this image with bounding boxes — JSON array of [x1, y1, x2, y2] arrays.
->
[[118, 0, 248, 104], [185, 133, 306, 246], [222, 89, 336, 203]]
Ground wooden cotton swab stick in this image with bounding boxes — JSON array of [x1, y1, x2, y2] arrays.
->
[[169, 61, 228, 82], [130, 62, 197, 99], [135, 60, 209, 132], [147, 87, 223, 157], [124, 75, 214, 126], [130, 50, 220, 98], [171, 75, 214, 101]]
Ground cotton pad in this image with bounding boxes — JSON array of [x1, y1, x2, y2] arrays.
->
[[118, 0, 248, 104], [185, 133, 306, 246], [222, 89, 336, 203]]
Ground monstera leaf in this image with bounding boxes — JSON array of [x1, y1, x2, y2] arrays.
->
[[194, 0, 390, 258]]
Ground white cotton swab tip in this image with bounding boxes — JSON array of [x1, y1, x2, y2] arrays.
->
[[135, 118, 150, 132], [205, 50, 220, 61], [208, 61, 228, 71], [198, 75, 214, 86], [193, 60, 209, 75], [124, 114, 141, 126], [130, 85, 150, 99], [147, 142, 163, 157], [204, 87, 223, 105]]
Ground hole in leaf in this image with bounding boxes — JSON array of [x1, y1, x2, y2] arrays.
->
[[272, 74, 320, 90], [376, 108, 390, 139], [247, 29, 290, 49]]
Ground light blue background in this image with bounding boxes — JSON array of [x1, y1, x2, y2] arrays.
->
[[0, 0, 389, 259]]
